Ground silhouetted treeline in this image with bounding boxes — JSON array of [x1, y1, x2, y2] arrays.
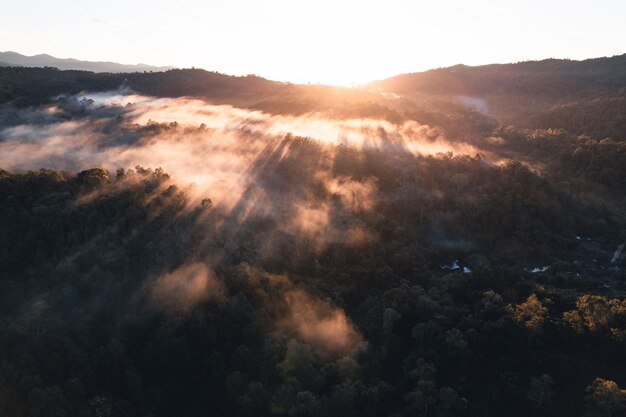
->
[[0, 67, 399, 121], [4, 54, 626, 138]]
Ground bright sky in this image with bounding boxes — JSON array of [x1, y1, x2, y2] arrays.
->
[[1, 0, 625, 85]]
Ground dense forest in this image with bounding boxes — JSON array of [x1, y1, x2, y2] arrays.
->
[[0, 56, 625, 417]]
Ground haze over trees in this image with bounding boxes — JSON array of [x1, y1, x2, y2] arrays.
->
[[0, 55, 624, 417]]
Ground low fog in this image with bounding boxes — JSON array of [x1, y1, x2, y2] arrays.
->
[[0, 91, 481, 180], [0, 90, 488, 355]]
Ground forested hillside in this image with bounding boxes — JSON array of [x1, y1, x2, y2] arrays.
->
[[0, 67, 396, 120], [0, 57, 625, 417], [371, 54, 626, 138]]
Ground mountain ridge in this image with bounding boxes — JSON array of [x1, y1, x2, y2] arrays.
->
[[0, 50, 175, 73], [2, 52, 626, 138]]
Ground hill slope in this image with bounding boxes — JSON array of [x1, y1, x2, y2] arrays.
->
[[369, 54, 626, 138]]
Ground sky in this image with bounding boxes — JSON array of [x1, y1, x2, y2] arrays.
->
[[1, 0, 625, 86]]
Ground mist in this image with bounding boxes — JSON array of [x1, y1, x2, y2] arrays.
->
[[0, 90, 488, 355], [0, 91, 480, 181]]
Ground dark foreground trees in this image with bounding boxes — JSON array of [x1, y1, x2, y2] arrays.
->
[[0, 145, 624, 417]]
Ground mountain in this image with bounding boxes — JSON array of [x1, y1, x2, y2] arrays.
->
[[368, 54, 626, 138], [0, 66, 403, 123], [0, 51, 175, 73], [2, 53, 626, 139], [370, 54, 626, 97]]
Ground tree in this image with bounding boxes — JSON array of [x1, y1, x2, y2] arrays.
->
[[511, 294, 548, 345], [585, 378, 626, 417]]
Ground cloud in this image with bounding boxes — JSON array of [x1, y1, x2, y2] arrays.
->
[[0, 91, 480, 181], [148, 262, 225, 313], [279, 289, 363, 356], [239, 264, 363, 356]]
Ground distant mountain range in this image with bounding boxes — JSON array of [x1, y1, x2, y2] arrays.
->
[[368, 53, 626, 138], [2, 52, 626, 139], [0, 51, 175, 73], [369, 54, 626, 102]]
